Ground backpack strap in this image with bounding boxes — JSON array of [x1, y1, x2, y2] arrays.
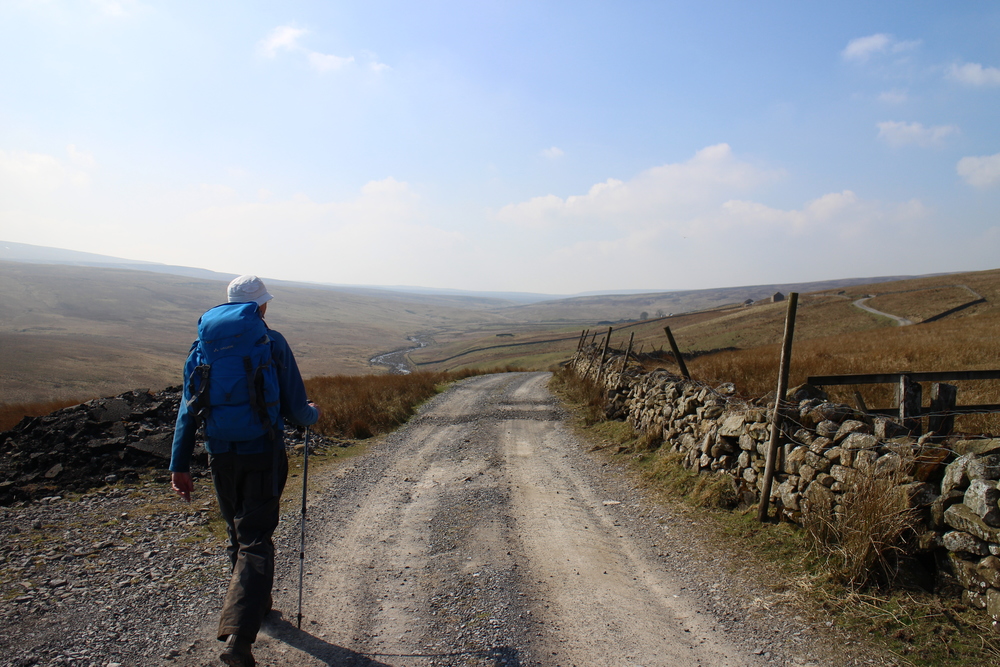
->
[[244, 351, 279, 441], [187, 363, 212, 427]]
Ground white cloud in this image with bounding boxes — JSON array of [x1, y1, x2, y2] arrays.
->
[[541, 147, 564, 160], [258, 26, 307, 58], [66, 144, 96, 169], [842, 34, 920, 62], [957, 153, 1000, 188], [307, 51, 354, 72], [498, 144, 784, 229], [258, 25, 361, 74], [876, 121, 958, 147], [948, 62, 1000, 87]]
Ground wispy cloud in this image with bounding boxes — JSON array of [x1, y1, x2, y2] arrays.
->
[[308, 52, 354, 72], [258, 26, 307, 58], [957, 153, 1000, 188], [258, 25, 360, 74], [842, 33, 920, 62], [541, 146, 564, 160], [948, 62, 1000, 87], [876, 121, 958, 147]]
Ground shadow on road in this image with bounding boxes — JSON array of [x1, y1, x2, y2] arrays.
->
[[263, 612, 522, 666]]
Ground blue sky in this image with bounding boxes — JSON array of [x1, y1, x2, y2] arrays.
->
[[1, 1, 998, 294]]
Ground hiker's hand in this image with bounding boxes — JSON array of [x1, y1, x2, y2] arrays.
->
[[309, 402, 322, 420], [171, 472, 193, 503]]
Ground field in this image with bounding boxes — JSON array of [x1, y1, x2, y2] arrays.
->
[[3, 260, 999, 434]]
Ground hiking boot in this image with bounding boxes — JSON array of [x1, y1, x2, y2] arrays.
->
[[220, 634, 255, 667]]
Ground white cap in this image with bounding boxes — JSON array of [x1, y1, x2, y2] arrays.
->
[[227, 275, 274, 306]]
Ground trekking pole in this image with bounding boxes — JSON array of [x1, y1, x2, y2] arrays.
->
[[297, 426, 310, 630]]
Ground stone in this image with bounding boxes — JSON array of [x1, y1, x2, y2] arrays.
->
[[945, 503, 1000, 543], [738, 434, 755, 451], [989, 588, 1000, 621], [830, 465, 857, 485], [900, 482, 937, 508], [803, 482, 836, 515], [793, 428, 814, 446], [737, 451, 750, 468], [804, 451, 832, 473], [43, 464, 63, 479], [931, 489, 967, 529], [874, 417, 911, 440], [785, 446, 808, 475], [965, 479, 1000, 526], [787, 383, 827, 403], [964, 589, 987, 609], [808, 436, 833, 455], [835, 419, 872, 441], [841, 432, 878, 451], [979, 556, 1000, 588], [743, 467, 758, 484], [911, 444, 953, 483], [968, 454, 1000, 482], [954, 439, 1000, 456], [875, 453, 903, 477], [948, 552, 988, 592], [815, 420, 839, 439], [941, 456, 971, 496], [853, 450, 878, 473], [777, 479, 800, 510], [717, 413, 745, 437], [943, 531, 990, 556], [701, 405, 725, 420], [809, 402, 853, 425], [816, 473, 836, 488], [799, 464, 817, 485]]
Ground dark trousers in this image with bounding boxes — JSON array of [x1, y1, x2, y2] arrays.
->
[[209, 445, 288, 642]]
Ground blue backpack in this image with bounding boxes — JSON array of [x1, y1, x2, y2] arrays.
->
[[186, 302, 281, 442]]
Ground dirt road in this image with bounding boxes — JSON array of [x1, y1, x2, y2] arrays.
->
[[181, 372, 824, 666]]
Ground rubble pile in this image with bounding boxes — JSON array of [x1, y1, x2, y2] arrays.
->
[[0, 388, 339, 506]]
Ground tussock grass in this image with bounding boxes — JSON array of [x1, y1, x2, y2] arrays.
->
[[801, 467, 919, 588], [549, 365, 606, 425]]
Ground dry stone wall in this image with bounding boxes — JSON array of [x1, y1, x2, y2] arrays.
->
[[573, 344, 1000, 622]]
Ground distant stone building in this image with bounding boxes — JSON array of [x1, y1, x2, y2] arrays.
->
[[771, 292, 785, 303]]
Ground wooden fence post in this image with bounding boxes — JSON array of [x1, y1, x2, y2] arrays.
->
[[597, 327, 613, 380], [758, 292, 799, 522], [663, 327, 691, 379], [618, 332, 635, 384], [897, 375, 923, 435], [929, 382, 957, 437], [576, 329, 587, 351]]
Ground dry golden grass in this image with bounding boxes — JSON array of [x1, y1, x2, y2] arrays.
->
[[867, 286, 981, 323], [686, 309, 1000, 433], [305, 367, 523, 439], [0, 397, 92, 432]]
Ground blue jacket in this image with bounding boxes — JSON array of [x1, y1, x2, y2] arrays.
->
[[169, 327, 319, 473]]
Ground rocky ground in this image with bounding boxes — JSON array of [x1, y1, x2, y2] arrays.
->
[[0, 374, 898, 667]]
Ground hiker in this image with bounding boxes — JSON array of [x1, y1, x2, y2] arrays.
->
[[169, 275, 320, 667]]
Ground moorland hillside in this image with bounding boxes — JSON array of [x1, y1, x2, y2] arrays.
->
[[0, 261, 511, 404]]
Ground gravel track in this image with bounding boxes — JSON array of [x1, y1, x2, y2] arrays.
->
[[3, 372, 893, 667]]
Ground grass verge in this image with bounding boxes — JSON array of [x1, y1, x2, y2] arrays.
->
[[548, 367, 1000, 667]]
